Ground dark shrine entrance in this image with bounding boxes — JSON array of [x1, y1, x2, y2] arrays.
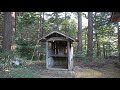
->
[[48, 41, 68, 69]]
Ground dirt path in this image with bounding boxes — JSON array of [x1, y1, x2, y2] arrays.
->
[[31, 60, 120, 78]]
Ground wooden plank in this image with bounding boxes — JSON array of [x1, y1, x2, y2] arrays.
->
[[50, 54, 68, 57], [70, 43, 73, 70], [47, 37, 67, 41], [67, 41, 71, 70], [46, 41, 49, 69]]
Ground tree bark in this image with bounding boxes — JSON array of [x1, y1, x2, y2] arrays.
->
[[2, 12, 13, 52], [55, 12, 59, 30], [39, 12, 45, 60], [87, 12, 93, 61], [103, 43, 106, 58], [85, 29, 87, 51], [95, 33, 100, 57], [42, 12, 45, 35], [65, 12, 67, 33], [93, 12, 100, 57], [39, 12, 42, 38], [77, 12, 82, 52], [117, 22, 120, 61], [11, 12, 16, 51]]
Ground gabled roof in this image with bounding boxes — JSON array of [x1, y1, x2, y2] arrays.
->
[[111, 12, 120, 22], [39, 30, 75, 42]]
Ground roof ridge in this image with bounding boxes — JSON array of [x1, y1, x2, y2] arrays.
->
[[39, 30, 75, 41]]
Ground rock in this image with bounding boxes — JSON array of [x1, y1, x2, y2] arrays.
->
[[12, 60, 20, 65], [73, 66, 82, 72], [10, 58, 23, 67]]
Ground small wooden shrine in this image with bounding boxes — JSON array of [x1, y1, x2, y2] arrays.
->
[[111, 12, 120, 61], [39, 28, 75, 70], [111, 12, 120, 22]]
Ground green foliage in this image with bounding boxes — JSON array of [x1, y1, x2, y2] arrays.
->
[[0, 51, 19, 69], [15, 12, 118, 62], [74, 50, 107, 65], [16, 38, 37, 60], [74, 50, 90, 64], [0, 51, 14, 62]]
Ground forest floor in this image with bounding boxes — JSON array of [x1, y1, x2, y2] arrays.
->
[[0, 58, 120, 78]]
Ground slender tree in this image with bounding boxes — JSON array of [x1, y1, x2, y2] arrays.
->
[[11, 12, 16, 51], [0, 12, 4, 50], [77, 12, 82, 52], [55, 12, 59, 29], [42, 12, 45, 35], [87, 12, 93, 60], [39, 12, 42, 38], [65, 12, 67, 33]]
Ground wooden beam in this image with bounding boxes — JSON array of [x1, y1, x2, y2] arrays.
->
[[47, 37, 67, 41], [46, 41, 49, 69]]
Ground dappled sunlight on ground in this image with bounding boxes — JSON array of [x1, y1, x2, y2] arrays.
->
[[74, 68, 103, 78]]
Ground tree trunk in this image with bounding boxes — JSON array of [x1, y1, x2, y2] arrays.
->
[[12, 12, 16, 35], [11, 12, 16, 51], [0, 13, 4, 50], [85, 30, 87, 51], [103, 43, 106, 58], [108, 43, 111, 57], [39, 12, 43, 60], [93, 12, 100, 57], [39, 12, 45, 60], [39, 12, 42, 38], [2, 12, 13, 52], [42, 12, 45, 35], [87, 12, 93, 61], [106, 45, 108, 58], [14, 12, 17, 37], [117, 22, 120, 61], [55, 12, 59, 30], [77, 12, 82, 52], [65, 12, 67, 33], [95, 33, 100, 57]]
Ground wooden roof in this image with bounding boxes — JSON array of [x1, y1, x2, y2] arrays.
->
[[111, 12, 120, 22], [39, 30, 75, 42]]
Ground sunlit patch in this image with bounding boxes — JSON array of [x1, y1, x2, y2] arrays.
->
[[75, 68, 103, 78]]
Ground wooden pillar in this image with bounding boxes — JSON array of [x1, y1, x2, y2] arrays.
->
[[70, 42, 73, 70], [67, 41, 72, 70], [46, 41, 48, 69]]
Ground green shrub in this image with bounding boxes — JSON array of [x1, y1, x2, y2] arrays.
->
[[74, 50, 90, 64], [0, 51, 15, 69], [15, 38, 38, 60], [0, 51, 29, 69]]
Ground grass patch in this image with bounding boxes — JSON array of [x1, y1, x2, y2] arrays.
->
[[0, 66, 41, 78]]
